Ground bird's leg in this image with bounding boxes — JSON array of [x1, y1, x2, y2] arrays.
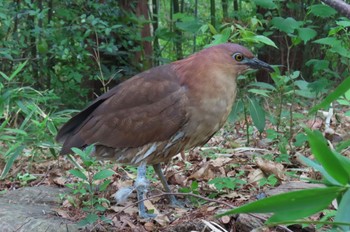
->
[[135, 162, 156, 218], [153, 163, 184, 207]]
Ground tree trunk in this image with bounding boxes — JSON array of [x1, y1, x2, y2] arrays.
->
[[222, 0, 228, 19], [152, 0, 160, 66], [172, 0, 183, 59], [210, 0, 216, 28]]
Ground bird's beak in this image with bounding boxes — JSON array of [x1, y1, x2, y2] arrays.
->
[[244, 58, 274, 72]]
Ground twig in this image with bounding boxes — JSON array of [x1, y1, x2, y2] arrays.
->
[[116, 192, 234, 214], [114, 191, 293, 232]]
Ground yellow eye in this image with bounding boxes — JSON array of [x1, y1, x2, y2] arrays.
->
[[233, 53, 244, 61]]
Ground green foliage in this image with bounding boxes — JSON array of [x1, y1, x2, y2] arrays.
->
[[0, 61, 63, 179], [209, 173, 246, 191], [258, 174, 278, 187], [63, 145, 115, 226], [219, 130, 350, 230]]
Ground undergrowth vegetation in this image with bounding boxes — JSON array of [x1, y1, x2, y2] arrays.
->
[[1, 0, 350, 231]]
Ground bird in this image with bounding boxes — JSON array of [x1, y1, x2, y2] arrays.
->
[[56, 43, 273, 218]]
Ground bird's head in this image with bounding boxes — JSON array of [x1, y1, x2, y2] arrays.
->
[[202, 43, 274, 76]]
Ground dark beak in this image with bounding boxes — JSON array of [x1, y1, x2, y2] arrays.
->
[[244, 58, 274, 72]]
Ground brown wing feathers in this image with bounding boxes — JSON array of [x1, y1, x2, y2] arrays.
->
[[56, 65, 188, 155]]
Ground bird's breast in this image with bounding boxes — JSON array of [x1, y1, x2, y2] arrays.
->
[[183, 73, 238, 148]]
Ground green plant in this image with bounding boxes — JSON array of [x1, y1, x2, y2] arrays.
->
[[0, 61, 63, 179], [16, 173, 37, 186], [258, 174, 278, 187], [179, 181, 206, 206], [209, 171, 246, 191], [64, 145, 115, 227], [219, 129, 350, 231]]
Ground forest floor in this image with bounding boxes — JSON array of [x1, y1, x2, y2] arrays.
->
[[1, 104, 350, 232]]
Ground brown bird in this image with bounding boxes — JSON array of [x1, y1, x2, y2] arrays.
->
[[56, 43, 273, 218]]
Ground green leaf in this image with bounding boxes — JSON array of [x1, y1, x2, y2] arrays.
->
[[0, 145, 24, 179], [297, 28, 317, 44], [306, 129, 349, 185], [249, 82, 276, 90], [92, 169, 115, 180], [254, 0, 276, 9], [78, 213, 99, 227], [9, 60, 28, 81], [248, 89, 271, 97], [99, 179, 112, 191], [310, 77, 350, 114], [248, 98, 266, 133], [69, 169, 88, 181], [334, 188, 350, 231], [313, 37, 341, 46], [253, 35, 278, 48], [337, 20, 350, 28], [271, 17, 301, 34], [219, 187, 345, 223], [228, 99, 243, 122], [309, 4, 337, 18], [294, 133, 307, 147], [298, 155, 340, 185]]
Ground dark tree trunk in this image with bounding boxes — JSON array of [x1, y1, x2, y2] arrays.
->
[[172, 0, 183, 59], [222, 0, 228, 19], [193, 0, 198, 53], [210, 0, 216, 28], [152, 0, 160, 66]]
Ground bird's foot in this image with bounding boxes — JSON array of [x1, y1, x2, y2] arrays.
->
[[139, 209, 157, 219], [168, 194, 186, 208]]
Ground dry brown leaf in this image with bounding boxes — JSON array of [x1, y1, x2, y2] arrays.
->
[[188, 163, 215, 181], [144, 221, 155, 231], [110, 206, 138, 216], [207, 206, 217, 212], [52, 176, 66, 186], [210, 157, 232, 167], [247, 169, 265, 184], [53, 208, 71, 219], [155, 214, 170, 226], [307, 117, 323, 130], [255, 157, 285, 180]]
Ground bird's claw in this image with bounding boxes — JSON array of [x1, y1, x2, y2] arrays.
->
[[169, 195, 186, 208], [139, 211, 157, 219]]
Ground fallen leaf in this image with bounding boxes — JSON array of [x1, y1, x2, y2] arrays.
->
[[155, 214, 170, 226], [255, 157, 285, 180], [110, 206, 138, 216], [53, 208, 70, 219], [188, 163, 215, 181], [144, 221, 155, 231], [247, 169, 265, 184], [211, 157, 232, 167]]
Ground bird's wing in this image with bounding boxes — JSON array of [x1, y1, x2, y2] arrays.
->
[[57, 64, 188, 155]]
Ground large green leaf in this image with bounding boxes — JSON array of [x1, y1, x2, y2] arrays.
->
[[93, 169, 115, 181], [306, 129, 349, 185], [254, 0, 276, 9], [309, 4, 337, 18], [310, 77, 350, 114], [0, 144, 24, 179], [271, 17, 301, 34], [335, 188, 350, 231], [248, 98, 266, 133], [219, 187, 344, 223], [299, 155, 340, 186], [297, 28, 317, 44], [253, 35, 278, 48], [69, 169, 88, 181]]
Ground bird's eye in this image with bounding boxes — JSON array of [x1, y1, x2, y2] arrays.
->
[[233, 53, 244, 62]]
